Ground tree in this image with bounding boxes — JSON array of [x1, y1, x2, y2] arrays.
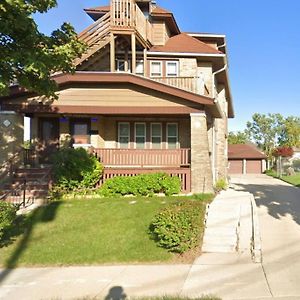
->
[[228, 131, 248, 144], [273, 146, 294, 158], [0, 0, 86, 98], [245, 113, 284, 159], [279, 116, 300, 148]]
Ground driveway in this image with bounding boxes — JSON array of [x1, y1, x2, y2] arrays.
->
[[231, 174, 300, 298]]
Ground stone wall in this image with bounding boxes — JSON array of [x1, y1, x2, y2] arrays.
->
[[0, 112, 24, 166]]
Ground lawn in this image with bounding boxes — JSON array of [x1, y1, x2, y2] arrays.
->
[[266, 170, 300, 187], [0, 195, 212, 267]]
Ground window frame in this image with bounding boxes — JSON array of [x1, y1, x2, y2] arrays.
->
[[166, 122, 179, 149], [150, 123, 162, 149], [118, 122, 130, 149], [116, 59, 131, 72], [134, 122, 146, 149], [150, 60, 163, 77], [166, 61, 179, 77]]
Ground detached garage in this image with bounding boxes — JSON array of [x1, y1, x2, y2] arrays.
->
[[228, 144, 267, 174]]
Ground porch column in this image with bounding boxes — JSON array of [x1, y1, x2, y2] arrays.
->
[[110, 33, 115, 72], [190, 112, 214, 194], [131, 33, 136, 74]]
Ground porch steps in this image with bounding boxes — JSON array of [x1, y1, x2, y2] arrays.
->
[[3, 167, 52, 204]]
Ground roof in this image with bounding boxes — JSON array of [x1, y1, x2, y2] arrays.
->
[[84, 5, 110, 13], [151, 6, 171, 15], [228, 144, 267, 160], [150, 33, 221, 54]]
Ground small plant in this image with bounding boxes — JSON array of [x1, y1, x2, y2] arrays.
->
[[149, 201, 205, 253], [0, 201, 17, 242], [214, 178, 227, 192], [98, 173, 181, 197], [50, 148, 103, 196]]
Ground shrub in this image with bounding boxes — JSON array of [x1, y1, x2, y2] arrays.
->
[[50, 148, 103, 194], [214, 178, 227, 192], [292, 159, 300, 171], [0, 201, 17, 242], [99, 173, 181, 197], [149, 201, 206, 253]]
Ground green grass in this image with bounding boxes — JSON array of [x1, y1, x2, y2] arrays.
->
[[0, 195, 213, 267], [266, 170, 300, 187]]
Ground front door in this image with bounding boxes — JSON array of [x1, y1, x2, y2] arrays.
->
[[38, 118, 59, 163]]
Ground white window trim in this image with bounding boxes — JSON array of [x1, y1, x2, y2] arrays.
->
[[134, 122, 146, 149], [166, 61, 179, 77], [136, 59, 144, 75], [166, 123, 179, 149], [118, 122, 130, 149], [150, 60, 162, 77], [150, 123, 162, 149]]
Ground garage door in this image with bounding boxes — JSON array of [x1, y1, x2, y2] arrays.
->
[[229, 160, 243, 174], [247, 160, 262, 174]]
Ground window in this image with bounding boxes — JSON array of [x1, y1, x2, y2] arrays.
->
[[117, 59, 131, 72], [166, 61, 179, 77], [136, 60, 144, 75], [151, 123, 162, 149], [150, 61, 162, 77], [71, 119, 91, 144], [167, 123, 178, 149], [118, 122, 130, 148], [135, 123, 146, 149]]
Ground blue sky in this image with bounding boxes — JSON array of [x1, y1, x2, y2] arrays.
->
[[33, 0, 300, 132]]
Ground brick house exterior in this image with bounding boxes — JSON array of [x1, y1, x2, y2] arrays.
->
[[0, 0, 234, 193]]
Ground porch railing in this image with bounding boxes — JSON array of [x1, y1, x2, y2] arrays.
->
[[151, 76, 209, 96], [94, 148, 190, 167]]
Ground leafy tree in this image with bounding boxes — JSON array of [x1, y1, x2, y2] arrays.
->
[[0, 0, 86, 98], [245, 113, 284, 159], [273, 146, 294, 158], [279, 116, 300, 147], [228, 131, 248, 144]]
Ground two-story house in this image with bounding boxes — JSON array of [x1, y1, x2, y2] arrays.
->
[[0, 0, 234, 193]]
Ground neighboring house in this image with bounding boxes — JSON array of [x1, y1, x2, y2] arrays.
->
[[291, 148, 300, 161], [0, 0, 234, 193], [228, 144, 267, 175]]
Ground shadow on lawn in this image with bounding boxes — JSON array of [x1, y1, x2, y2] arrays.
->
[[0, 201, 62, 283]]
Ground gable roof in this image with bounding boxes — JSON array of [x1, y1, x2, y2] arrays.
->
[[228, 144, 267, 159], [151, 6, 171, 14], [150, 33, 222, 54]]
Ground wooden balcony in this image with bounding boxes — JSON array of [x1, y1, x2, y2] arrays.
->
[[94, 148, 190, 167], [110, 0, 152, 44], [150, 76, 209, 96]]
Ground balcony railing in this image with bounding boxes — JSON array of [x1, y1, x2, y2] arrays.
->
[[110, 0, 152, 43], [94, 148, 190, 167], [151, 76, 209, 96]]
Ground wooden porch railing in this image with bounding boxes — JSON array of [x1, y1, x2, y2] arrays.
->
[[110, 0, 152, 43], [151, 76, 208, 96], [94, 148, 190, 167]]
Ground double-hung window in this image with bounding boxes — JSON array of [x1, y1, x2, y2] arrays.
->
[[118, 122, 130, 148], [166, 61, 179, 77], [150, 61, 162, 77], [151, 123, 162, 149], [167, 123, 178, 149], [135, 123, 146, 149]]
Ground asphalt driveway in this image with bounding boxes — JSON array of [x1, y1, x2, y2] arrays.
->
[[231, 174, 300, 298]]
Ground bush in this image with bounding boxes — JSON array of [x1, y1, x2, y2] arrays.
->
[[149, 201, 206, 253], [50, 148, 103, 194], [0, 201, 17, 242], [292, 159, 300, 171], [99, 173, 181, 197], [214, 178, 227, 192]]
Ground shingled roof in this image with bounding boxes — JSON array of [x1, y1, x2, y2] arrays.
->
[[228, 144, 267, 159], [150, 33, 222, 54]]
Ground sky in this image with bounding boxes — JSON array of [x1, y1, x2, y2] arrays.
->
[[33, 0, 300, 132]]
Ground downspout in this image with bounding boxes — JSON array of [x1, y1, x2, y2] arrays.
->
[[212, 64, 227, 182]]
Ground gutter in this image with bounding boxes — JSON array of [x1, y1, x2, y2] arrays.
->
[[147, 51, 225, 58]]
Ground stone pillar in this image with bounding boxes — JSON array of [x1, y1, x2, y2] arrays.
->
[[0, 111, 24, 166], [190, 113, 214, 194]]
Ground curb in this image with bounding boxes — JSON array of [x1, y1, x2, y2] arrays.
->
[[250, 194, 262, 263]]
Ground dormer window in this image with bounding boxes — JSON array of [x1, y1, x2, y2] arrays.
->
[[150, 61, 162, 77], [166, 61, 179, 77]]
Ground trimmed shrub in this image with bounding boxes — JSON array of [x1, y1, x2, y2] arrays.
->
[[0, 201, 17, 242], [99, 173, 181, 197], [50, 148, 103, 194], [149, 201, 206, 253]]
